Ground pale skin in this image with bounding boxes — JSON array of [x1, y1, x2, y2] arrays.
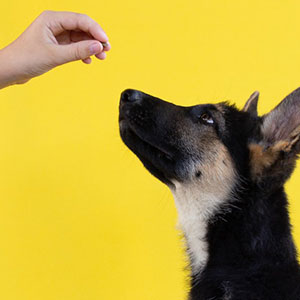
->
[[0, 10, 111, 89]]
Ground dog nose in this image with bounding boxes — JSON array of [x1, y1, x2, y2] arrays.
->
[[121, 89, 142, 103]]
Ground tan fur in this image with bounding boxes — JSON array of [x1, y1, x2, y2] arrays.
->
[[215, 104, 226, 113], [171, 141, 237, 274], [250, 122, 300, 178], [249, 138, 300, 178], [249, 143, 281, 177], [242, 91, 259, 116], [288, 124, 300, 148]]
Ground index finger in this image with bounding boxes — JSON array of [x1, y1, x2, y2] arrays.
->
[[45, 11, 109, 43]]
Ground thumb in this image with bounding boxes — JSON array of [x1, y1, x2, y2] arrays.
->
[[55, 40, 103, 64]]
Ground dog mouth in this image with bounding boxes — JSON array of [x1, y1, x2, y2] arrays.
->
[[119, 118, 176, 185], [120, 119, 173, 159]]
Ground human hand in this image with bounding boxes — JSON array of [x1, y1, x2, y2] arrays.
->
[[0, 10, 111, 89]]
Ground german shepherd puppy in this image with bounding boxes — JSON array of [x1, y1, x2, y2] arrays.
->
[[119, 88, 300, 300]]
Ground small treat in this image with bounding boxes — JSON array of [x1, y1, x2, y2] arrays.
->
[[101, 42, 109, 48]]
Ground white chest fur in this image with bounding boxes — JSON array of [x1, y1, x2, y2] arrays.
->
[[172, 185, 234, 274], [170, 143, 237, 274]]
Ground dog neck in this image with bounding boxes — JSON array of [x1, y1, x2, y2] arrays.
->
[[170, 178, 237, 275], [169, 142, 239, 275], [172, 182, 298, 283]]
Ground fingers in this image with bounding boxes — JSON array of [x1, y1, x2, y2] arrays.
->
[[101, 41, 111, 51], [69, 32, 111, 51], [95, 52, 106, 60], [82, 57, 92, 64], [43, 11, 109, 43], [70, 31, 93, 43], [80, 45, 107, 64], [57, 31, 110, 63], [38, 11, 110, 66], [52, 40, 103, 64], [81, 50, 107, 64]]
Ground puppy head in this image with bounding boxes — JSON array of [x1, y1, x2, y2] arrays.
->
[[119, 88, 300, 194]]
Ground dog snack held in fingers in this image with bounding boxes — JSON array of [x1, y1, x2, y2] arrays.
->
[[119, 88, 300, 300], [101, 42, 109, 48]]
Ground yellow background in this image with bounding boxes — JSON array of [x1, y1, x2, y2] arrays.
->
[[0, 1, 299, 299]]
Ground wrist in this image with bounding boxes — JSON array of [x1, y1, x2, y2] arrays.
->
[[0, 43, 29, 89]]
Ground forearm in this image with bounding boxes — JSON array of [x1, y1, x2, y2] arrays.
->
[[0, 45, 22, 89]]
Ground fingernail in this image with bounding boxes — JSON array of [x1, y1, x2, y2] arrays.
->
[[89, 42, 101, 55]]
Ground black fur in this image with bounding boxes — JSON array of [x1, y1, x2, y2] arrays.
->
[[119, 89, 300, 300]]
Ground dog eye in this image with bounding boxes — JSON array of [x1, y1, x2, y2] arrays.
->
[[200, 113, 214, 124]]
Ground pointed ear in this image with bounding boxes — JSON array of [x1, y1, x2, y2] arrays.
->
[[242, 91, 259, 116], [261, 88, 300, 145], [249, 88, 300, 178]]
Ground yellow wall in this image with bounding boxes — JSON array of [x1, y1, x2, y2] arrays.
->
[[0, 1, 299, 299]]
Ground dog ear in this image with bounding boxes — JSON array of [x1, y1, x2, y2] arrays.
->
[[249, 88, 300, 179], [243, 91, 259, 116]]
